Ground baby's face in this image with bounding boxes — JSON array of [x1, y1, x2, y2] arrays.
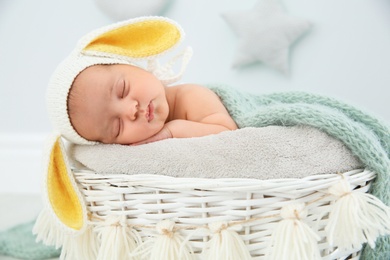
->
[[68, 64, 169, 144]]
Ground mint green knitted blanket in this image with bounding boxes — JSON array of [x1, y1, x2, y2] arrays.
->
[[1, 86, 389, 259], [0, 221, 60, 259]]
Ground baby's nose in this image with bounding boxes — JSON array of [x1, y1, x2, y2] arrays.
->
[[124, 100, 138, 120]]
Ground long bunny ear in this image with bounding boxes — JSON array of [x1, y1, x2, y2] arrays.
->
[[79, 16, 184, 60], [34, 135, 87, 245], [45, 136, 86, 230]]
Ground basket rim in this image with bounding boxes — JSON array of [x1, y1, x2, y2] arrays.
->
[[73, 168, 375, 193]]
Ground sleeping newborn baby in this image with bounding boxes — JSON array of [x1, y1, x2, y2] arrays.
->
[[47, 17, 236, 146]]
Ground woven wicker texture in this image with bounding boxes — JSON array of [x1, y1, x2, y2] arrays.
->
[[74, 168, 375, 259]]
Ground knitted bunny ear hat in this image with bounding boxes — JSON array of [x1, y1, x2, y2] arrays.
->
[[46, 16, 192, 145]]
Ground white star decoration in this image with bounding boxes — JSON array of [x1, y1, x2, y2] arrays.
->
[[222, 0, 310, 74]]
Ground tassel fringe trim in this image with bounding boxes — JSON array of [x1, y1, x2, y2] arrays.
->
[[266, 203, 321, 260], [326, 178, 390, 251], [33, 176, 390, 259]]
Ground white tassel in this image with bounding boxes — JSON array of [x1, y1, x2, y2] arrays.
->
[[33, 207, 65, 249], [266, 203, 321, 260], [60, 224, 99, 260], [205, 221, 252, 260], [33, 208, 99, 260], [147, 220, 194, 260], [95, 216, 142, 260], [325, 178, 390, 251]]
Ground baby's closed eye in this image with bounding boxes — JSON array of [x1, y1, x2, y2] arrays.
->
[[116, 79, 126, 98]]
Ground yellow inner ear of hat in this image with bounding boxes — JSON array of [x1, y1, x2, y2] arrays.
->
[[84, 20, 181, 58], [47, 138, 83, 230]]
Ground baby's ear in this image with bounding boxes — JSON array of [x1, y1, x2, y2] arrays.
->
[[78, 17, 184, 60]]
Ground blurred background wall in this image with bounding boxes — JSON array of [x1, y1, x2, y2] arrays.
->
[[1, 0, 389, 193]]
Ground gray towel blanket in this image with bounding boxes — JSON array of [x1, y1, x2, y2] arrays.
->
[[71, 126, 362, 179]]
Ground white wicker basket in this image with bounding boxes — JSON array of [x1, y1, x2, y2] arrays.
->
[[72, 167, 376, 259]]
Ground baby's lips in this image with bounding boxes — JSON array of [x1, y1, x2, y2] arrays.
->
[[148, 101, 155, 122]]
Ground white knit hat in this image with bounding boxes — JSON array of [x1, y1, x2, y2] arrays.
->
[[46, 16, 192, 145]]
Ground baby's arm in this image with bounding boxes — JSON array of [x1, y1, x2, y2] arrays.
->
[[166, 116, 236, 138], [133, 84, 237, 145]]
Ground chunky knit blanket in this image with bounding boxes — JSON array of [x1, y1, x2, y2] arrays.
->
[[0, 221, 60, 259], [1, 85, 389, 259]]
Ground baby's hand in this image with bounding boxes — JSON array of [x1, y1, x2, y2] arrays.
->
[[131, 126, 173, 146]]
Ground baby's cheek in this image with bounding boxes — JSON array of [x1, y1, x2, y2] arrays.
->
[[122, 124, 157, 144]]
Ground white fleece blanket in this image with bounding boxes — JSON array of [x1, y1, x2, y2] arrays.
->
[[70, 126, 362, 179]]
